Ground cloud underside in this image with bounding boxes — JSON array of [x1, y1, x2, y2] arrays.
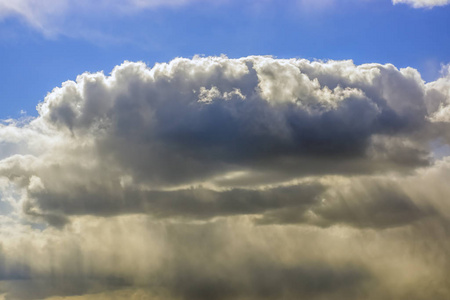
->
[[1, 56, 450, 299]]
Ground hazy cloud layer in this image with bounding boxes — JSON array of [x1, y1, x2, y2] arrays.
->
[[1, 56, 450, 299], [1, 216, 450, 300], [0, 0, 210, 36]]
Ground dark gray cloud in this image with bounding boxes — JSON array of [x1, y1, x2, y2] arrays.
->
[[27, 183, 323, 221]]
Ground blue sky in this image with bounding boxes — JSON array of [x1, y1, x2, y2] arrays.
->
[[1, 0, 449, 118]]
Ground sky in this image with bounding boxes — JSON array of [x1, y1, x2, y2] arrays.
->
[[1, 1, 450, 300]]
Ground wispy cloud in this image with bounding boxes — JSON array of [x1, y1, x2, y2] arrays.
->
[[392, 0, 450, 8], [1, 0, 447, 39], [0, 0, 210, 37]]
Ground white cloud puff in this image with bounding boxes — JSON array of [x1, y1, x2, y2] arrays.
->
[[392, 0, 450, 8]]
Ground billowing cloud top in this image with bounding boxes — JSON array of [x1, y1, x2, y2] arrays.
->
[[1, 56, 450, 299]]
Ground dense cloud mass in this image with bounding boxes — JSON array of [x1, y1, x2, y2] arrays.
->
[[1, 56, 450, 299]]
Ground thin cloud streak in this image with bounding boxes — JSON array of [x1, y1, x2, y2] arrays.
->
[[392, 0, 450, 8], [0, 0, 446, 38]]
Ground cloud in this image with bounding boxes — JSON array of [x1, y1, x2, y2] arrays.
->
[[392, 0, 450, 8], [0, 0, 70, 36], [0, 216, 373, 299], [0, 56, 441, 225], [0, 0, 212, 37], [1, 215, 450, 300], [1, 56, 450, 299], [427, 65, 450, 123]]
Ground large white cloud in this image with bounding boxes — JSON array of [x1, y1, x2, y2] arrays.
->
[[1, 56, 450, 299]]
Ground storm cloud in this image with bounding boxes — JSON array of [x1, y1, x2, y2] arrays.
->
[[1, 56, 450, 299]]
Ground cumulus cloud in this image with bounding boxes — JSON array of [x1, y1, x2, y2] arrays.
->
[[392, 0, 450, 8], [427, 65, 450, 123], [1, 55, 450, 299], [0, 56, 438, 224]]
